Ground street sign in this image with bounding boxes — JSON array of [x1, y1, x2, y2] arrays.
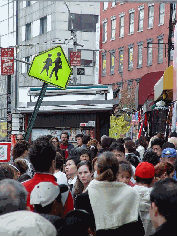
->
[[1, 48, 14, 75], [70, 52, 81, 66], [77, 67, 85, 75], [28, 46, 72, 89]]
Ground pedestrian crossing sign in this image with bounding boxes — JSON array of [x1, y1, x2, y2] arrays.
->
[[28, 46, 72, 89]]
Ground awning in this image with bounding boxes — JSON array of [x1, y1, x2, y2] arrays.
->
[[154, 66, 173, 101]]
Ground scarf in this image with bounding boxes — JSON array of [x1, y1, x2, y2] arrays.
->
[[87, 179, 140, 231]]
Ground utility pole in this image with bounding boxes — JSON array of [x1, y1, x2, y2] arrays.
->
[[168, 3, 173, 67]]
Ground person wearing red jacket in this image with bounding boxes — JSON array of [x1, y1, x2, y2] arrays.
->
[[22, 135, 74, 216]]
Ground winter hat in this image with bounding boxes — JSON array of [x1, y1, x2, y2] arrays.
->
[[162, 148, 177, 158], [135, 162, 155, 179]]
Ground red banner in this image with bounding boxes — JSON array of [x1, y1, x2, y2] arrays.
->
[[70, 51, 81, 66], [1, 48, 14, 75]]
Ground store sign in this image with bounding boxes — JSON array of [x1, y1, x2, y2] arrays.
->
[[1, 48, 14, 75], [88, 121, 95, 127], [80, 123, 88, 127], [70, 52, 81, 66]]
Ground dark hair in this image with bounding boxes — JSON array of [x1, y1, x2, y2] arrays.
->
[[143, 148, 160, 166], [101, 137, 115, 149], [125, 153, 140, 168], [96, 152, 119, 182], [162, 142, 175, 150], [46, 135, 53, 141], [125, 141, 136, 153], [123, 137, 132, 142], [29, 136, 56, 172], [116, 138, 125, 145], [0, 163, 15, 179], [109, 142, 125, 154], [60, 131, 69, 139], [13, 158, 28, 175], [55, 152, 64, 170], [50, 137, 60, 149], [88, 145, 98, 161], [66, 157, 79, 167], [118, 160, 133, 177], [79, 148, 90, 156], [169, 132, 177, 138], [91, 157, 98, 171], [145, 136, 151, 143], [154, 162, 174, 177], [82, 135, 91, 145], [151, 138, 164, 149], [150, 178, 177, 222], [174, 159, 177, 172], [138, 136, 147, 149], [135, 176, 154, 185], [75, 134, 83, 139], [60, 209, 93, 236], [74, 161, 92, 197], [12, 140, 30, 159]]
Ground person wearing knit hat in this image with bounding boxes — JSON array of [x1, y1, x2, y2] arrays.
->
[[133, 162, 156, 235]]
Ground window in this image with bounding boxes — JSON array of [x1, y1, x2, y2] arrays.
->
[[110, 50, 115, 75], [25, 23, 31, 41], [103, 2, 108, 10], [137, 41, 143, 68], [147, 38, 153, 66], [128, 44, 134, 70], [119, 14, 124, 38], [172, 3, 177, 23], [148, 5, 154, 28], [129, 12, 134, 34], [112, 0, 116, 7], [170, 31, 174, 61], [26, 1, 30, 7], [118, 47, 124, 73], [111, 17, 116, 40], [138, 7, 144, 31], [40, 16, 47, 35], [102, 53, 106, 76], [159, 3, 165, 25], [158, 35, 164, 63], [102, 20, 107, 42], [22, 56, 31, 73]]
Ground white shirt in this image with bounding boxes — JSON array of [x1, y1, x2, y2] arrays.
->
[[54, 171, 68, 185]]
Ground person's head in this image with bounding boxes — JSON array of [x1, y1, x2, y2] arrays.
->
[[117, 160, 132, 185], [0, 163, 15, 179], [30, 182, 68, 217], [138, 136, 148, 149], [162, 142, 175, 150], [154, 162, 174, 182], [168, 137, 177, 149], [65, 157, 79, 179], [82, 135, 91, 145], [13, 158, 28, 176], [124, 140, 136, 153], [161, 148, 177, 165], [50, 136, 60, 151], [123, 137, 132, 142], [60, 209, 94, 236], [151, 138, 164, 157], [135, 162, 155, 187], [60, 131, 69, 145], [169, 131, 177, 138], [77, 161, 92, 186], [12, 140, 30, 160], [16, 134, 24, 142], [75, 134, 83, 147], [101, 137, 116, 150], [143, 148, 160, 166], [96, 152, 119, 182], [55, 152, 64, 171], [0, 179, 27, 215], [109, 142, 125, 161], [149, 178, 177, 229], [116, 138, 125, 145], [29, 136, 56, 173], [8, 163, 21, 180], [125, 153, 140, 168], [79, 149, 90, 162]]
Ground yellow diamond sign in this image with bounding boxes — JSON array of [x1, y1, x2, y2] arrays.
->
[[28, 46, 72, 89]]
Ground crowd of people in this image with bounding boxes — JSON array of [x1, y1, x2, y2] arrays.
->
[[0, 131, 176, 236]]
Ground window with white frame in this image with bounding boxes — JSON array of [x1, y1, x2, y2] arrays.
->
[[159, 3, 165, 25], [22, 56, 31, 73], [158, 35, 164, 63], [26, 1, 30, 7], [147, 38, 153, 66], [102, 52, 106, 76], [172, 3, 177, 23], [138, 6, 144, 31], [47, 15, 51, 32], [119, 14, 124, 38], [25, 23, 31, 41], [102, 20, 107, 42], [110, 50, 115, 75], [148, 4, 154, 28], [111, 16, 116, 40], [137, 41, 143, 68], [103, 2, 108, 10], [112, 0, 116, 7], [128, 44, 134, 70], [129, 11, 134, 34], [32, 19, 40, 37], [118, 47, 124, 73], [40, 16, 47, 35]]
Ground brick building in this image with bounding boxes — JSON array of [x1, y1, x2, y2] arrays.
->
[[99, 2, 175, 105]]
